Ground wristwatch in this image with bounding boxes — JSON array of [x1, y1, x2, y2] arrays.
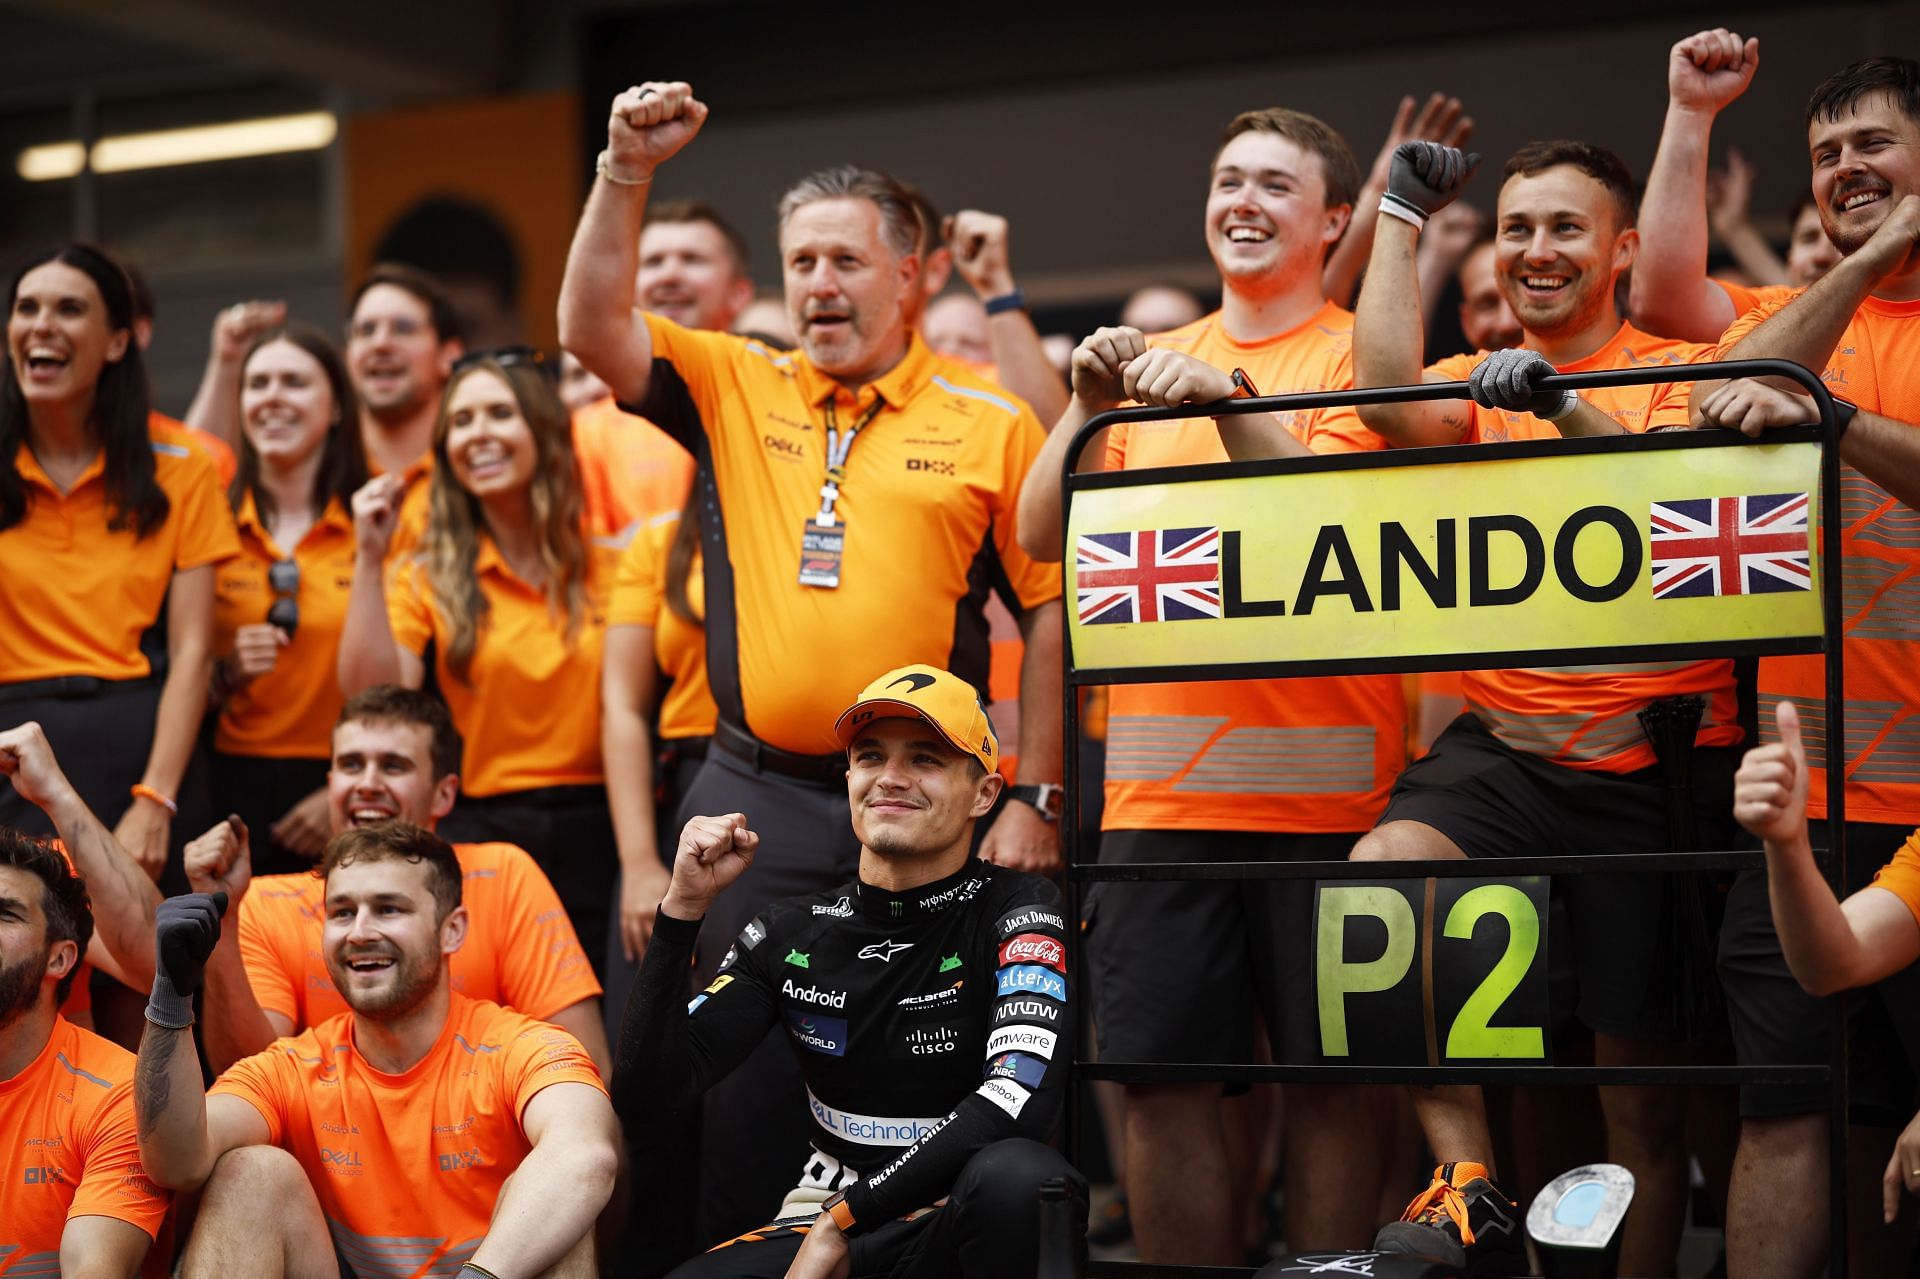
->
[[1007, 783, 1064, 822], [1228, 368, 1260, 399], [824, 1189, 857, 1232], [1831, 395, 1858, 441]]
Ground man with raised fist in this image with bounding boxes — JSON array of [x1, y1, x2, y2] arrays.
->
[[1349, 136, 1740, 1276], [614, 665, 1082, 1279], [1687, 56, 1920, 1279], [560, 80, 1063, 1242], [0, 827, 170, 1276], [183, 686, 606, 1077], [135, 822, 619, 1278]]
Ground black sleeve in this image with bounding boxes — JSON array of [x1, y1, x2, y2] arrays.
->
[[841, 877, 1071, 1229], [610, 907, 778, 1125]]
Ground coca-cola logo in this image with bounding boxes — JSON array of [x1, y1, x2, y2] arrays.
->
[[997, 933, 1065, 972]]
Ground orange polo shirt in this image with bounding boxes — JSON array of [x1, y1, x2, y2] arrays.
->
[[151, 409, 236, 487], [572, 397, 696, 538], [383, 454, 435, 561], [0, 420, 239, 684], [1717, 291, 1920, 823], [1096, 304, 1408, 832], [210, 995, 605, 1278], [214, 493, 357, 758], [238, 842, 601, 1028], [386, 538, 616, 796], [0, 1016, 172, 1265], [607, 510, 716, 741], [1872, 830, 1920, 926], [624, 317, 1057, 755], [1423, 325, 1740, 772]]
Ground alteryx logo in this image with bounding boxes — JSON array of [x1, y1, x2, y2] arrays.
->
[[786, 1010, 849, 1057], [997, 965, 1065, 1001]]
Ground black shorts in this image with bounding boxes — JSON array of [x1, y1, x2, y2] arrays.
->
[[1378, 713, 1739, 1042], [1086, 828, 1361, 1069], [1718, 820, 1920, 1123]]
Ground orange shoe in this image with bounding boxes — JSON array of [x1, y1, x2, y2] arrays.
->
[[1373, 1162, 1524, 1277]]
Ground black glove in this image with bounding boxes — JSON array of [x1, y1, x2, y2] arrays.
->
[[1381, 141, 1480, 228], [1468, 347, 1579, 421], [146, 891, 228, 1029]]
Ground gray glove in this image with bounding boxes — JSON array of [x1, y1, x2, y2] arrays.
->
[[146, 891, 227, 1029], [1381, 142, 1480, 228], [1469, 348, 1578, 421]]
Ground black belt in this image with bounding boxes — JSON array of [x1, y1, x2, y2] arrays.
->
[[0, 675, 153, 706], [712, 719, 845, 789]]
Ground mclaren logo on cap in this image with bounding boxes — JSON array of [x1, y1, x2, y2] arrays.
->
[[889, 673, 937, 693]]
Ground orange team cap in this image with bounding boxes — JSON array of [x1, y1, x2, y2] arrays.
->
[[833, 664, 999, 774]]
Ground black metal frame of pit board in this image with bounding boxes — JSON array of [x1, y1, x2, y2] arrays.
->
[[1056, 360, 1847, 1278]]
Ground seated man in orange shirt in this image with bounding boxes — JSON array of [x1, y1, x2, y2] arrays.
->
[[183, 686, 608, 1075], [0, 829, 171, 1275], [135, 822, 620, 1278]]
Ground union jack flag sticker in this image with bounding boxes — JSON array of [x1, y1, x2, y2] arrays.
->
[[1075, 527, 1221, 625], [1649, 492, 1811, 599]]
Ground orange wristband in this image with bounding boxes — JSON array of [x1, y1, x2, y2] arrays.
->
[[130, 784, 177, 815], [827, 1194, 856, 1233]]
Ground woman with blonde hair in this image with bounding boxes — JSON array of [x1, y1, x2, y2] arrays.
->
[[340, 348, 619, 971]]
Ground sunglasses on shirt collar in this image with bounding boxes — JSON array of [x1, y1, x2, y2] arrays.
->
[[267, 558, 299, 637]]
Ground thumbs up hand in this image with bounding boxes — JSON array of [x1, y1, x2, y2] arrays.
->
[[1733, 700, 1810, 846]]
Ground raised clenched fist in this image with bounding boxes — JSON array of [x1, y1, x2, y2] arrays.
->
[[605, 81, 708, 181]]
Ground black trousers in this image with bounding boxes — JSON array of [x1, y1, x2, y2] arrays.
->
[[667, 1140, 1087, 1279], [0, 680, 207, 893], [437, 783, 618, 982]]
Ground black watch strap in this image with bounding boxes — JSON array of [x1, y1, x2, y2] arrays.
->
[[1007, 783, 1063, 821], [1832, 395, 1858, 441]]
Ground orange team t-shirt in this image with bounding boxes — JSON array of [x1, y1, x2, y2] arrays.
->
[[239, 842, 601, 1028], [624, 317, 1059, 755], [1097, 303, 1409, 832], [1718, 291, 1920, 823], [1714, 280, 1800, 326], [607, 510, 717, 741], [572, 397, 696, 539], [1428, 325, 1742, 772], [0, 419, 239, 684], [213, 494, 356, 758], [0, 1016, 172, 1270], [386, 538, 618, 796], [377, 453, 435, 560], [211, 995, 605, 1276], [1871, 830, 1920, 926], [152, 409, 237, 488]]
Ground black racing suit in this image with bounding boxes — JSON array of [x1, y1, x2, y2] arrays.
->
[[613, 858, 1082, 1277]]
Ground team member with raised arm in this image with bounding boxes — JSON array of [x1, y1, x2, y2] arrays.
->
[[614, 664, 1082, 1279], [340, 352, 621, 973], [0, 722, 163, 1005], [209, 325, 369, 875], [1683, 57, 1920, 1279], [1734, 702, 1920, 1234], [1017, 106, 1410, 1260], [941, 208, 1070, 425], [0, 828, 170, 1276], [1349, 139, 1739, 1277], [561, 80, 1063, 1242], [135, 822, 619, 1278], [185, 686, 607, 1076]]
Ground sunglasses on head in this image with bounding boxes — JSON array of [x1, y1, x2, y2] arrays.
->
[[267, 558, 299, 637], [451, 345, 559, 385]]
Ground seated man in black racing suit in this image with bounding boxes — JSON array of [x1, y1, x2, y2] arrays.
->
[[614, 663, 1085, 1279]]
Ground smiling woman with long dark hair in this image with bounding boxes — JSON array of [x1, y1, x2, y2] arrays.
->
[[339, 352, 619, 975], [0, 243, 238, 877]]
